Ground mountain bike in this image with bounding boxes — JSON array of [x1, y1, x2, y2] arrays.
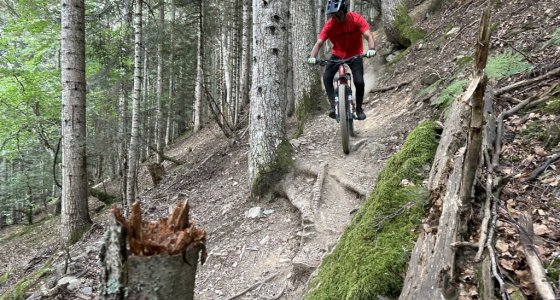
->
[[317, 54, 366, 154]]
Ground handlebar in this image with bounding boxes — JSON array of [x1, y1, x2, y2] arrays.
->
[[315, 54, 367, 66]]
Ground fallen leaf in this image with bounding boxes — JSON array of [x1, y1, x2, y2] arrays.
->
[[495, 239, 510, 253], [499, 258, 515, 271], [533, 146, 547, 156], [534, 224, 551, 236]]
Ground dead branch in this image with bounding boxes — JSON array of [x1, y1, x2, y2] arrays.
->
[[528, 153, 560, 181], [487, 187, 509, 300], [450, 241, 478, 249], [495, 67, 560, 95], [226, 272, 279, 300], [369, 80, 411, 93], [518, 212, 557, 300], [475, 152, 493, 262]]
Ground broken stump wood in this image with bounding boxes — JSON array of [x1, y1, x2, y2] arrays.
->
[[98, 200, 207, 300]]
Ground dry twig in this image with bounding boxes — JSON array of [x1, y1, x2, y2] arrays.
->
[[528, 153, 560, 181], [495, 67, 560, 95]]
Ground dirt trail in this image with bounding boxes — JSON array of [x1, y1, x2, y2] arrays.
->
[[171, 58, 432, 299]]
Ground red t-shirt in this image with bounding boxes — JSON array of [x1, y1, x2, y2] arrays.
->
[[319, 12, 370, 59]]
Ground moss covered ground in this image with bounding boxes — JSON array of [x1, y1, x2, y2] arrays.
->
[[304, 121, 437, 300]]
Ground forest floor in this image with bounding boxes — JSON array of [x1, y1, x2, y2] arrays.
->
[[1, 0, 560, 299]]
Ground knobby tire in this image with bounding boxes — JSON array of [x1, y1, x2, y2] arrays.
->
[[338, 85, 350, 154]]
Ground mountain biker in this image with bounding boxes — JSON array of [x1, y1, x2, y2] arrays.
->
[[307, 0, 376, 121]]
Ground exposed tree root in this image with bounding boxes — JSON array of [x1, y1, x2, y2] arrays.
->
[[226, 272, 279, 300], [328, 173, 367, 198], [311, 163, 328, 211], [369, 80, 411, 93]]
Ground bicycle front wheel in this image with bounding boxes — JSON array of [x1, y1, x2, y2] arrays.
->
[[338, 85, 350, 154]]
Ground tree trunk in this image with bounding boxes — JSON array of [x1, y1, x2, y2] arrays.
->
[[381, 0, 413, 48], [193, 0, 205, 132], [98, 201, 206, 300], [290, 0, 320, 116], [126, 0, 143, 207], [155, 0, 165, 164], [249, 0, 289, 192], [60, 0, 92, 244], [239, 0, 251, 109]]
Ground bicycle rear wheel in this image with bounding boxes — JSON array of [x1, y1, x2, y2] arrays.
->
[[338, 85, 350, 154]]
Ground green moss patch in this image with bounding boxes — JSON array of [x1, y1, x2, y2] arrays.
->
[[0, 270, 9, 285], [486, 51, 532, 80], [543, 27, 560, 48], [304, 121, 438, 300], [0, 259, 52, 300], [251, 140, 294, 196], [395, 4, 425, 47]]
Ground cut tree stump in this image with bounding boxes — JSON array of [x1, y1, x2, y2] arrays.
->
[[98, 199, 206, 300]]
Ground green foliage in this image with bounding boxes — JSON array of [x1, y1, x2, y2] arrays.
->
[[486, 51, 532, 80], [455, 55, 473, 68], [543, 27, 560, 48], [0, 270, 9, 285], [418, 79, 442, 99], [305, 121, 438, 300], [432, 79, 467, 110], [0, 259, 52, 300], [542, 97, 560, 114], [521, 122, 546, 140], [395, 4, 425, 46], [251, 140, 294, 196]]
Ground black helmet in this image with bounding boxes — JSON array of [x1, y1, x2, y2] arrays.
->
[[325, 0, 347, 15]]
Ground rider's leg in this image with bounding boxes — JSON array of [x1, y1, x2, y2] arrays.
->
[[323, 55, 339, 119], [348, 58, 366, 120]]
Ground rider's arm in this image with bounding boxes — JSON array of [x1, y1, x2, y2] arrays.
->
[[362, 30, 375, 49], [310, 39, 326, 57]]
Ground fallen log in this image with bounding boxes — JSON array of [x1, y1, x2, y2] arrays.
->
[[98, 200, 206, 300], [400, 6, 493, 299]]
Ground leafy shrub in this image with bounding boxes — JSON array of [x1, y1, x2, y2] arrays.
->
[[486, 51, 532, 80]]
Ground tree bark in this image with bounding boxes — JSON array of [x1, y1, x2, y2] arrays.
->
[[249, 0, 289, 191], [290, 0, 320, 116], [239, 0, 251, 109], [193, 0, 205, 132], [155, 0, 165, 164], [60, 0, 92, 244], [126, 0, 143, 207]]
